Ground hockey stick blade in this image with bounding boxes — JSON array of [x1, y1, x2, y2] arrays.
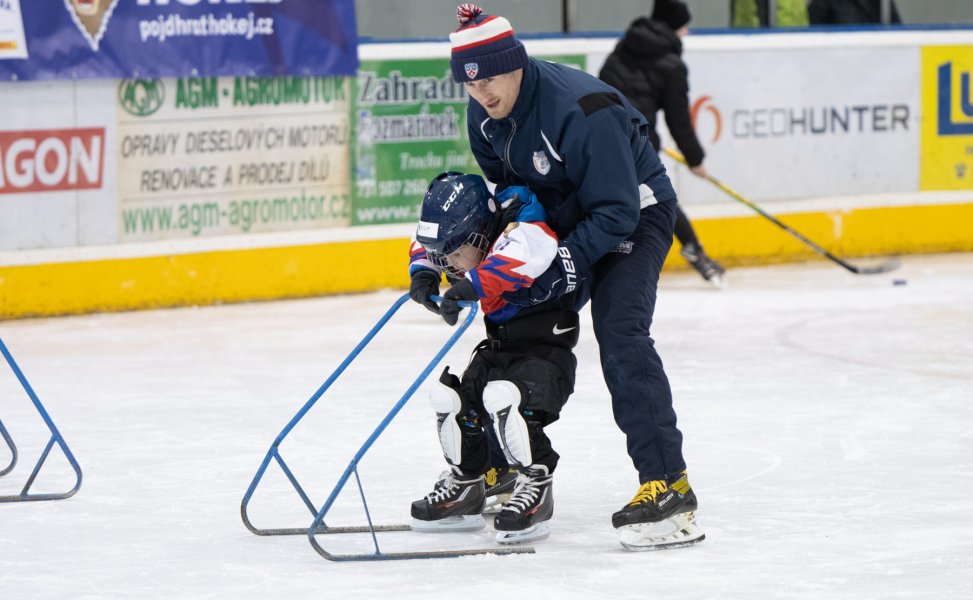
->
[[663, 148, 901, 276], [838, 257, 901, 275]]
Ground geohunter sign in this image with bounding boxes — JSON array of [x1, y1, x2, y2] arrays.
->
[[0, 0, 358, 81]]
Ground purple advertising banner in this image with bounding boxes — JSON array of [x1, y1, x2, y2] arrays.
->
[[0, 0, 358, 81]]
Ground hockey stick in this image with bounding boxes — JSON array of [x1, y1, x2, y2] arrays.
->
[[663, 148, 900, 275]]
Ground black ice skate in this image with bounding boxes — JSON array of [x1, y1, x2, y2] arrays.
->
[[493, 465, 553, 545], [410, 466, 486, 532], [681, 242, 725, 288], [611, 471, 704, 550], [482, 466, 518, 514]]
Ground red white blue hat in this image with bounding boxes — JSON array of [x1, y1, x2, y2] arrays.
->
[[449, 4, 528, 82]]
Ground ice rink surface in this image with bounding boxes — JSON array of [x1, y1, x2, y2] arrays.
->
[[1, 252, 971, 599]]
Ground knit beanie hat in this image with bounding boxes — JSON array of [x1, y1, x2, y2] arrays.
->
[[449, 4, 529, 82], [651, 0, 692, 30]]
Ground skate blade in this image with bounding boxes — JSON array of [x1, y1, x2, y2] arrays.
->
[[617, 512, 704, 551], [707, 273, 725, 289], [410, 515, 485, 533], [495, 521, 550, 545]]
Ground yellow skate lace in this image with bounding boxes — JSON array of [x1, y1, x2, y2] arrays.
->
[[627, 480, 668, 506], [485, 468, 500, 487]]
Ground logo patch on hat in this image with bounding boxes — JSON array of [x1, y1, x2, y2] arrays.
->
[[464, 62, 479, 79], [532, 151, 551, 175]]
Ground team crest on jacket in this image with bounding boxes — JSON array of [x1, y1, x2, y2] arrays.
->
[[465, 63, 479, 79], [532, 151, 551, 175]]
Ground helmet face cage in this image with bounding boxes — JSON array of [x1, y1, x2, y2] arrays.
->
[[416, 172, 497, 277], [427, 231, 491, 278]]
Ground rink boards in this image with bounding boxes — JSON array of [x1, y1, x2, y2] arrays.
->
[[2, 30, 973, 319], [2, 198, 969, 319]]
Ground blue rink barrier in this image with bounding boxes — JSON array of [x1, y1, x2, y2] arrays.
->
[[0, 336, 82, 502], [240, 292, 533, 561]]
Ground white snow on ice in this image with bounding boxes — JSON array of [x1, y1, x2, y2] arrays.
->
[[1, 253, 972, 599]]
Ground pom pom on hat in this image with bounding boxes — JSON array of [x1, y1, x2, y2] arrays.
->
[[449, 4, 529, 82], [456, 3, 483, 26], [651, 0, 692, 31]]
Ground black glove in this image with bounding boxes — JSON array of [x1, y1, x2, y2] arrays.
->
[[439, 365, 462, 390], [439, 278, 478, 326], [495, 186, 527, 226], [502, 242, 587, 306], [409, 269, 441, 314]]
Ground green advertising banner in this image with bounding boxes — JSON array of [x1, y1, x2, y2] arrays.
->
[[350, 55, 586, 226], [117, 76, 352, 241]]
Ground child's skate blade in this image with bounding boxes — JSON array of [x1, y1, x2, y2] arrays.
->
[[410, 515, 485, 533], [495, 521, 550, 545]]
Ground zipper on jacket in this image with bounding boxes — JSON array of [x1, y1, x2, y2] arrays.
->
[[503, 118, 522, 180]]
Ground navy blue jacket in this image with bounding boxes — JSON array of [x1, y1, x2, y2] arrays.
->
[[467, 58, 677, 272]]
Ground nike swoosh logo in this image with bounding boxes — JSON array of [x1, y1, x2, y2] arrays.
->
[[552, 325, 576, 335]]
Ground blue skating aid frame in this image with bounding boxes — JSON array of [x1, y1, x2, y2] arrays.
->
[[0, 335, 82, 502], [0, 418, 16, 477], [240, 292, 533, 561]]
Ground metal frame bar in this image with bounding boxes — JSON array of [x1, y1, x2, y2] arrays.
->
[[0, 418, 17, 477], [880, 0, 892, 25], [562, 0, 577, 33], [241, 293, 531, 560], [240, 293, 414, 536], [305, 298, 531, 560], [0, 336, 82, 502]]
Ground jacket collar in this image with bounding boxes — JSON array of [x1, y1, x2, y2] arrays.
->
[[506, 58, 538, 124]]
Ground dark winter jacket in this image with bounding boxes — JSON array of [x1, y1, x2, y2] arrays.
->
[[467, 57, 676, 278], [599, 17, 705, 167], [808, 0, 901, 25]]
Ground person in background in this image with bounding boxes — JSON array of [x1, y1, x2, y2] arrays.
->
[[730, 0, 809, 27], [599, 0, 726, 287], [408, 173, 579, 545], [443, 3, 704, 550], [808, 0, 902, 25]]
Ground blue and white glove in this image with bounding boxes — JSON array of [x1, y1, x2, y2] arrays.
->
[[502, 242, 587, 306]]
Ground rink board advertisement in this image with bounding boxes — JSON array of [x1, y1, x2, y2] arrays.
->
[[350, 55, 585, 226], [0, 127, 105, 195], [0, 37, 966, 251], [0, 0, 28, 59], [351, 58, 478, 227], [0, 79, 118, 250], [0, 0, 358, 81], [678, 45, 919, 205], [116, 76, 352, 241], [920, 45, 973, 191]]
